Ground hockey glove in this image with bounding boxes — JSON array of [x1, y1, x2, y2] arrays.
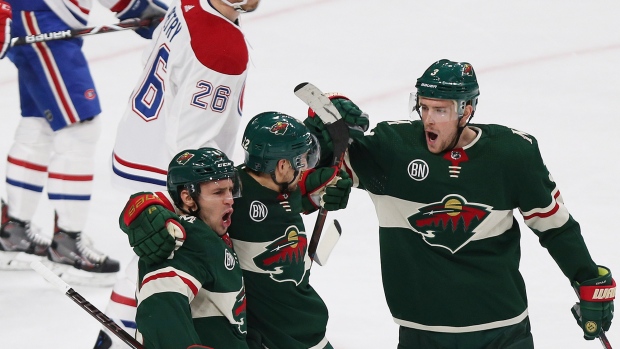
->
[[304, 95, 369, 151], [300, 166, 352, 213], [571, 265, 615, 340], [119, 192, 186, 265], [0, 0, 11, 59], [115, 0, 168, 39]]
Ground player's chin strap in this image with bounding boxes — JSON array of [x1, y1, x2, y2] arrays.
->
[[446, 109, 476, 151], [221, 0, 248, 12], [270, 170, 299, 195]]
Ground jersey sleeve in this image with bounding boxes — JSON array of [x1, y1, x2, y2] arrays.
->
[[509, 130, 598, 282], [346, 121, 401, 193], [136, 220, 212, 348]]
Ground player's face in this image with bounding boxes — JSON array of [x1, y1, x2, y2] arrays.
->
[[237, 0, 261, 12], [419, 97, 461, 154], [283, 160, 305, 192], [196, 179, 235, 236]]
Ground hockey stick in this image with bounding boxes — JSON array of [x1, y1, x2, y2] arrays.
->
[[30, 261, 145, 349], [294, 82, 349, 262], [10, 17, 163, 47], [314, 219, 342, 266]]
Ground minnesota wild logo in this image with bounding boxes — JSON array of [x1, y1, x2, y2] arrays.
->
[[270, 121, 289, 135], [253, 225, 308, 285], [233, 287, 247, 334], [407, 195, 491, 253]]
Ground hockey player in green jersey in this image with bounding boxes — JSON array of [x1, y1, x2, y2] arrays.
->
[[119, 112, 352, 349], [302, 59, 615, 348], [124, 147, 248, 349]]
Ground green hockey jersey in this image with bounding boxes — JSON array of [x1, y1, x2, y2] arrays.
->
[[229, 167, 330, 349], [136, 215, 248, 349], [343, 120, 597, 332]]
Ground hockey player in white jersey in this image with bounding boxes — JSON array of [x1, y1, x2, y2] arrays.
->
[[96, 0, 260, 347], [0, 0, 166, 284]]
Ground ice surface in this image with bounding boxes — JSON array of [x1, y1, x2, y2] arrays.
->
[[0, 1, 618, 347]]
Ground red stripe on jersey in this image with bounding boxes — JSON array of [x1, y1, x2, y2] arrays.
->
[[23, 12, 79, 124], [7, 156, 48, 172], [48, 172, 93, 181], [110, 0, 132, 13], [142, 270, 199, 296], [183, 0, 248, 75], [113, 152, 168, 175], [523, 191, 561, 220], [67, 0, 91, 15], [110, 291, 137, 307]]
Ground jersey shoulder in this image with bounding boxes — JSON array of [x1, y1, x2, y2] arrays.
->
[[181, 0, 248, 75], [475, 124, 546, 170]]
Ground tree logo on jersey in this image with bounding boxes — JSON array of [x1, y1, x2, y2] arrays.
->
[[407, 195, 491, 253], [175, 152, 194, 165], [232, 286, 247, 334], [408, 159, 429, 181], [270, 121, 289, 135], [253, 225, 308, 285]]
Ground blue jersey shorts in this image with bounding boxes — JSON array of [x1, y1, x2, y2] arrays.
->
[[8, 8, 101, 131]]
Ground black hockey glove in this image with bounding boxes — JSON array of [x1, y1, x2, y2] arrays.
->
[[300, 166, 352, 213], [119, 192, 185, 265], [304, 94, 369, 152], [571, 265, 615, 340]]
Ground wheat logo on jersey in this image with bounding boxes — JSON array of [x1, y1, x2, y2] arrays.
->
[[407, 195, 491, 253], [249, 200, 268, 222], [253, 225, 308, 285], [232, 287, 247, 334], [408, 159, 429, 181], [270, 121, 289, 135], [175, 152, 194, 165]]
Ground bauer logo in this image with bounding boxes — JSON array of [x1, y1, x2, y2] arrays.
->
[[249, 201, 268, 222], [224, 249, 236, 270], [408, 159, 429, 181], [420, 83, 437, 89]]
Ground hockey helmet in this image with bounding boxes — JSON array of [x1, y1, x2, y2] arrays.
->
[[242, 112, 320, 173], [167, 147, 241, 207], [411, 59, 480, 119]]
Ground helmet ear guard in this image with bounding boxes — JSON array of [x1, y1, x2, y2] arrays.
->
[[412, 59, 480, 120]]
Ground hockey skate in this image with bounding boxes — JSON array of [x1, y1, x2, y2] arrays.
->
[[44, 214, 120, 286], [0, 200, 50, 270]]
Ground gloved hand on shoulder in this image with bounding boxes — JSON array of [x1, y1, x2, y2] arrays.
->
[[115, 0, 168, 39], [304, 94, 369, 151], [0, 0, 12, 59], [571, 265, 615, 340], [119, 192, 185, 265], [300, 166, 352, 213]]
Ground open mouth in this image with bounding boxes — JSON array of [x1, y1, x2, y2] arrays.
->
[[222, 210, 233, 228], [426, 131, 438, 142]]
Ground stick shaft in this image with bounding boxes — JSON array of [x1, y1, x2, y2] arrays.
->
[[31, 261, 144, 349], [10, 17, 162, 47]]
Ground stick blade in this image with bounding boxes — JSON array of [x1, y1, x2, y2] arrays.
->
[[314, 219, 342, 266], [294, 82, 342, 125]]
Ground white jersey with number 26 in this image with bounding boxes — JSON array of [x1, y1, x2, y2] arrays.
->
[[112, 0, 248, 191]]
